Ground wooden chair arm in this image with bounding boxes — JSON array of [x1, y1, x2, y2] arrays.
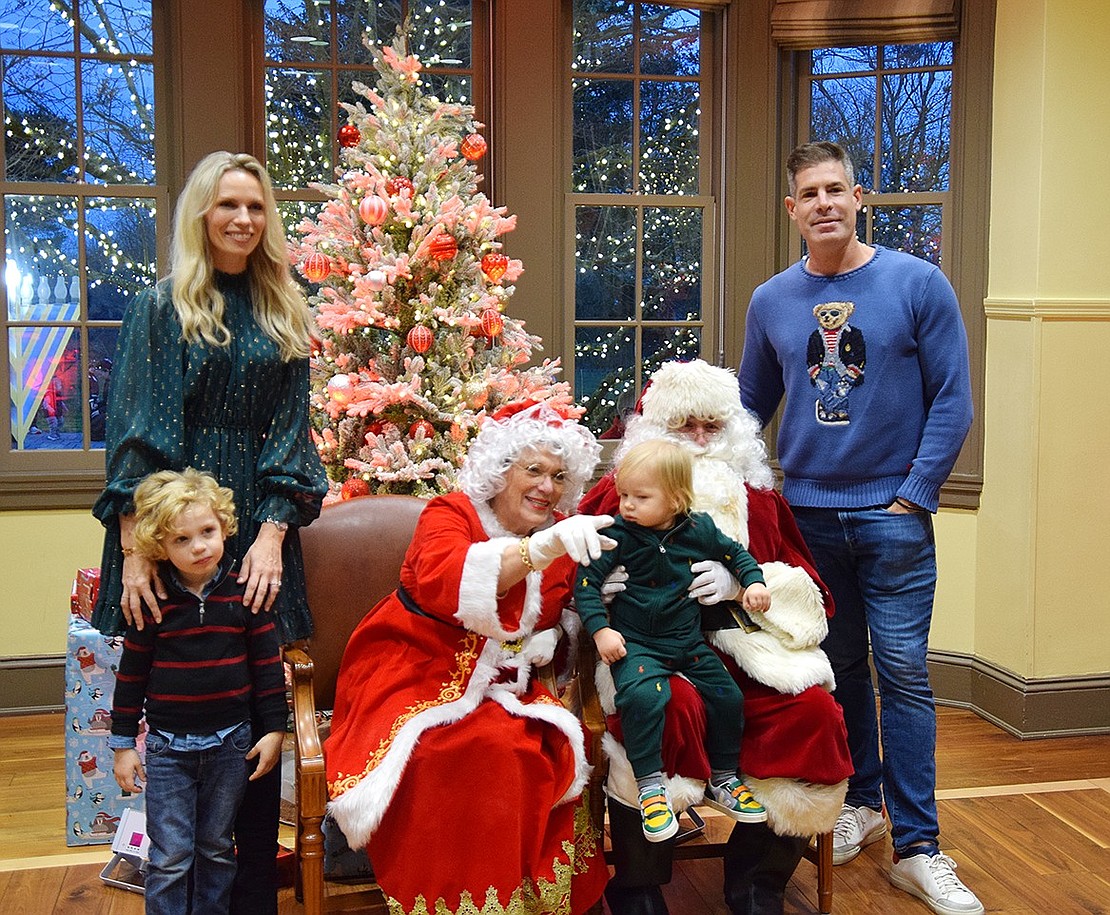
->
[[283, 643, 327, 913], [285, 646, 323, 763]]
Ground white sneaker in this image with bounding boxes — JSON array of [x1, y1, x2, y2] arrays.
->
[[832, 803, 887, 864], [888, 851, 984, 915]]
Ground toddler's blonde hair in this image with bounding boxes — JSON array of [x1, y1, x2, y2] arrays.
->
[[614, 440, 694, 515]]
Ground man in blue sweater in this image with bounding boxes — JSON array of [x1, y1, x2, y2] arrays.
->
[[738, 141, 982, 915]]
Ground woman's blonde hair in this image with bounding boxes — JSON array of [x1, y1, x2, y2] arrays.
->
[[132, 468, 238, 561], [170, 151, 313, 361], [615, 440, 694, 515]]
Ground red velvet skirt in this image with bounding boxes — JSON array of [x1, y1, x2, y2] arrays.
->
[[366, 700, 608, 914]]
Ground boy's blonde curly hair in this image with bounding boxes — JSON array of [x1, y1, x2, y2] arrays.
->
[[132, 468, 238, 561]]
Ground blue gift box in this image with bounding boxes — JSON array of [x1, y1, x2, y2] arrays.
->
[[65, 615, 146, 846]]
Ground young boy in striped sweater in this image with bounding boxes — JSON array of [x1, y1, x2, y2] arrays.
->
[[109, 468, 287, 915]]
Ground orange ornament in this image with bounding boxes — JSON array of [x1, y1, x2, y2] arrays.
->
[[428, 234, 458, 262], [460, 133, 488, 161], [480, 252, 508, 282], [341, 477, 370, 500], [407, 325, 434, 353], [359, 195, 388, 225], [304, 252, 330, 283], [479, 309, 504, 338]]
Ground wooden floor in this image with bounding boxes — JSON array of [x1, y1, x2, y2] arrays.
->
[[2, 707, 1109, 913]]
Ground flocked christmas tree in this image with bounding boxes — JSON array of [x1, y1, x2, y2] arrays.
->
[[290, 30, 576, 502]]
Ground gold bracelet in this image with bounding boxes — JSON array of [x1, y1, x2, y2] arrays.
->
[[519, 536, 537, 572]]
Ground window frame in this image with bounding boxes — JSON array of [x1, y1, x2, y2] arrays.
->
[[564, 2, 725, 440], [0, 0, 171, 510]]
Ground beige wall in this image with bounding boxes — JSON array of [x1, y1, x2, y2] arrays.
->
[[4, 1, 1109, 691], [1, 511, 103, 656], [971, 0, 1110, 678]]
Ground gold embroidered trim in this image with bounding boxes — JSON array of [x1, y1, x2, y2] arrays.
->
[[385, 855, 575, 915], [330, 632, 481, 795]]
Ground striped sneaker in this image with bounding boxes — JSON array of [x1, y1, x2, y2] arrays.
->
[[638, 785, 679, 842], [704, 778, 768, 822]]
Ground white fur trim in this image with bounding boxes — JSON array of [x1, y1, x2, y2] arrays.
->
[[640, 360, 743, 428], [746, 776, 847, 837], [602, 732, 705, 814], [706, 561, 834, 695], [603, 731, 847, 835], [328, 637, 504, 847], [490, 687, 591, 806], [594, 658, 617, 716], [756, 562, 828, 649], [455, 537, 544, 642], [708, 628, 834, 696]]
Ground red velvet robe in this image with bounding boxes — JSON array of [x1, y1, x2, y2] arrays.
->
[[326, 493, 607, 914]]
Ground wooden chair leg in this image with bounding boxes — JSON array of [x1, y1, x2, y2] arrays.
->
[[298, 810, 326, 915], [815, 830, 833, 914]]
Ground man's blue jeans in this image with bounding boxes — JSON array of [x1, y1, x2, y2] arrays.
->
[[792, 507, 940, 854], [143, 721, 252, 914]]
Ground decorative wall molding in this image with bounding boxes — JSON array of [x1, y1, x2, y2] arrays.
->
[[929, 650, 1110, 738], [5, 651, 1109, 739], [983, 298, 1110, 320]]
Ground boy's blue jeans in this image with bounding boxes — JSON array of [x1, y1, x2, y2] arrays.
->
[[792, 506, 941, 854], [143, 721, 252, 914]]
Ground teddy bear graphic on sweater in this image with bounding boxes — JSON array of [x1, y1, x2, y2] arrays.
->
[[806, 300, 865, 425]]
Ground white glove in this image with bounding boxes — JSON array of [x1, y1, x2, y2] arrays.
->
[[521, 628, 559, 666], [528, 514, 616, 569], [600, 565, 629, 606], [688, 560, 741, 605]]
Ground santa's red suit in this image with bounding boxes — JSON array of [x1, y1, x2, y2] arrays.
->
[[326, 492, 607, 915]]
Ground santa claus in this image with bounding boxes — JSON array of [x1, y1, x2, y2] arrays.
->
[[579, 359, 852, 915]]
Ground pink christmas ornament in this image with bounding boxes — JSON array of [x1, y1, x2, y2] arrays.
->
[[359, 195, 388, 225], [327, 374, 353, 405], [365, 270, 387, 291]]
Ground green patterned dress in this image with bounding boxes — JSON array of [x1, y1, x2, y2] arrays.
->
[[92, 270, 327, 642]]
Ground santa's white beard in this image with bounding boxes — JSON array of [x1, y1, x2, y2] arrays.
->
[[691, 459, 750, 547]]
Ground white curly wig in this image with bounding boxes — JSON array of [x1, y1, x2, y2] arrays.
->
[[457, 401, 602, 513], [614, 360, 775, 492]]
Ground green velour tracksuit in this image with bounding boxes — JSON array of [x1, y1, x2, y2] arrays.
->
[[575, 512, 766, 777]]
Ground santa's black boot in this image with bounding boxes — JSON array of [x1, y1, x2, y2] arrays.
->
[[604, 795, 672, 915], [723, 822, 808, 915]]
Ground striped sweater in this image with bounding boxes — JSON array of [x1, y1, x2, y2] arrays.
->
[[110, 562, 287, 739]]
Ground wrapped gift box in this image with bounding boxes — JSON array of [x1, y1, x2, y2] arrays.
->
[[65, 615, 145, 846], [71, 568, 101, 621]]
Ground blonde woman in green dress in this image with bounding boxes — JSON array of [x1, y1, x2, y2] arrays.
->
[[92, 151, 327, 914]]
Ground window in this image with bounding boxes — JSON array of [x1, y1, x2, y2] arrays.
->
[[262, 0, 485, 238], [568, 0, 720, 439], [800, 42, 953, 266], [0, 0, 163, 505]]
